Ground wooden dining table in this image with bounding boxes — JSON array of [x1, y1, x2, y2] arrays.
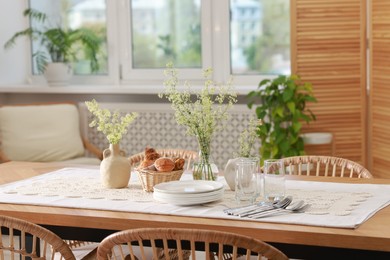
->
[[0, 161, 389, 259]]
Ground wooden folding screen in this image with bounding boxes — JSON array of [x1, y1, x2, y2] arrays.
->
[[369, 0, 390, 178], [290, 0, 367, 166]]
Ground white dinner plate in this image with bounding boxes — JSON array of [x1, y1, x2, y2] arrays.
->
[[154, 188, 224, 199], [153, 190, 224, 206], [153, 180, 224, 194]]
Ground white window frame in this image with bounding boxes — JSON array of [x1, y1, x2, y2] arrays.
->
[[27, 0, 287, 88], [29, 0, 119, 85], [118, 0, 213, 85], [118, 0, 282, 87], [218, 0, 284, 86]]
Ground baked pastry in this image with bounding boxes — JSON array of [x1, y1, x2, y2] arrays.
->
[[144, 147, 161, 161], [138, 147, 161, 169], [154, 157, 175, 172], [145, 147, 156, 153], [174, 158, 185, 170], [138, 159, 154, 170]]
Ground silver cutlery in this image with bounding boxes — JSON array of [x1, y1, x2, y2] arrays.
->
[[224, 196, 292, 216], [248, 202, 311, 219], [223, 202, 268, 214], [237, 196, 293, 217]]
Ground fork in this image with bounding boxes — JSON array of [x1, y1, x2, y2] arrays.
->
[[223, 200, 277, 215], [248, 203, 311, 219], [224, 196, 292, 216], [237, 196, 293, 217]]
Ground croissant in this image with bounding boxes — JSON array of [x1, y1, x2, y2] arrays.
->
[[146, 152, 160, 161], [174, 158, 185, 170], [145, 147, 156, 155], [137, 147, 162, 170]]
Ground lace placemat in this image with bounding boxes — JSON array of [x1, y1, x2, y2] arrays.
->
[[0, 169, 381, 217], [1, 167, 389, 229], [287, 189, 372, 216], [3, 175, 153, 202], [210, 189, 372, 217]]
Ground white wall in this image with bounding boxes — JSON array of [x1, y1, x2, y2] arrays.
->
[[0, 1, 30, 84]]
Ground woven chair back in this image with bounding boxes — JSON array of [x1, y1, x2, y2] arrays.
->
[[96, 228, 288, 260], [282, 156, 372, 178], [0, 215, 75, 260]]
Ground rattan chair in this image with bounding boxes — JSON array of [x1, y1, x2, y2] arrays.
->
[[96, 228, 288, 260], [0, 215, 75, 260], [282, 155, 373, 178], [129, 149, 198, 170]]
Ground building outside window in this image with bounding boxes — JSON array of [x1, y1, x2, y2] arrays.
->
[[230, 0, 290, 75]]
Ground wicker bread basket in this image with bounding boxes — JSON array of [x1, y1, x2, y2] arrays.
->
[[137, 169, 184, 192], [129, 149, 198, 192]]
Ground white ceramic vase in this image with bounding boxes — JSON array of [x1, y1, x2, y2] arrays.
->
[[224, 157, 260, 191], [224, 158, 240, 191], [100, 143, 131, 188]]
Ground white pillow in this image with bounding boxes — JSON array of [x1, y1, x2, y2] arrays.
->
[[0, 104, 85, 162]]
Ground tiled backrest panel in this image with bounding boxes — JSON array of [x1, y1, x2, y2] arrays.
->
[[79, 103, 259, 169]]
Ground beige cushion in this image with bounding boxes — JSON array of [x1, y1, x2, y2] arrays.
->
[[0, 104, 85, 162], [61, 157, 101, 165]]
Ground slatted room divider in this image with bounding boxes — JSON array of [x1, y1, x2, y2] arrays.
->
[[369, 0, 390, 178], [290, 0, 367, 167]]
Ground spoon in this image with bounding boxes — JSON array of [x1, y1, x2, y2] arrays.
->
[[285, 200, 304, 210]]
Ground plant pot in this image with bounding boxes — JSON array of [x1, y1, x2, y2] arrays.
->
[[44, 62, 73, 86], [100, 143, 131, 188]]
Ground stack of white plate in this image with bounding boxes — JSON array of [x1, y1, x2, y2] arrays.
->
[[153, 180, 224, 206]]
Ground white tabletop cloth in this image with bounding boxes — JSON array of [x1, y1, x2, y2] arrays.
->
[[1, 167, 389, 229]]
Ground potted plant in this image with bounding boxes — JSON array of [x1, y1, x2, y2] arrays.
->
[[4, 8, 102, 86], [247, 74, 317, 163]]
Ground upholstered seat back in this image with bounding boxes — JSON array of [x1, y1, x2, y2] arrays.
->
[[0, 103, 85, 162]]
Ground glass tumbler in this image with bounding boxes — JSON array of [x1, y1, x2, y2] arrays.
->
[[235, 157, 259, 204], [263, 159, 285, 203]]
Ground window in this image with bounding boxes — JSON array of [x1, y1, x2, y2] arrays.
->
[[230, 0, 290, 76], [27, 0, 290, 86], [120, 0, 211, 82], [29, 0, 108, 76], [130, 0, 201, 69]]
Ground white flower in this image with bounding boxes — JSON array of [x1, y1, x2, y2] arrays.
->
[[159, 62, 237, 180], [237, 118, 261, 158], [159, 62, 237, 150], [85, 99, 138, 144]]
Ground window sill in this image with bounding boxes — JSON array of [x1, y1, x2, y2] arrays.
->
[[0, 84, 256, 95]]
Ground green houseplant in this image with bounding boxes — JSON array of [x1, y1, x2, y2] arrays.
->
[[247, 74, 317, 163], [4, 8, 102, 84]]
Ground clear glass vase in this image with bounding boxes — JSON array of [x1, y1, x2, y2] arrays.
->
[[192, 141, 218, 181]]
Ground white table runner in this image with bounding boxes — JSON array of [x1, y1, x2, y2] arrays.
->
[[1, 167, 390, 229]]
